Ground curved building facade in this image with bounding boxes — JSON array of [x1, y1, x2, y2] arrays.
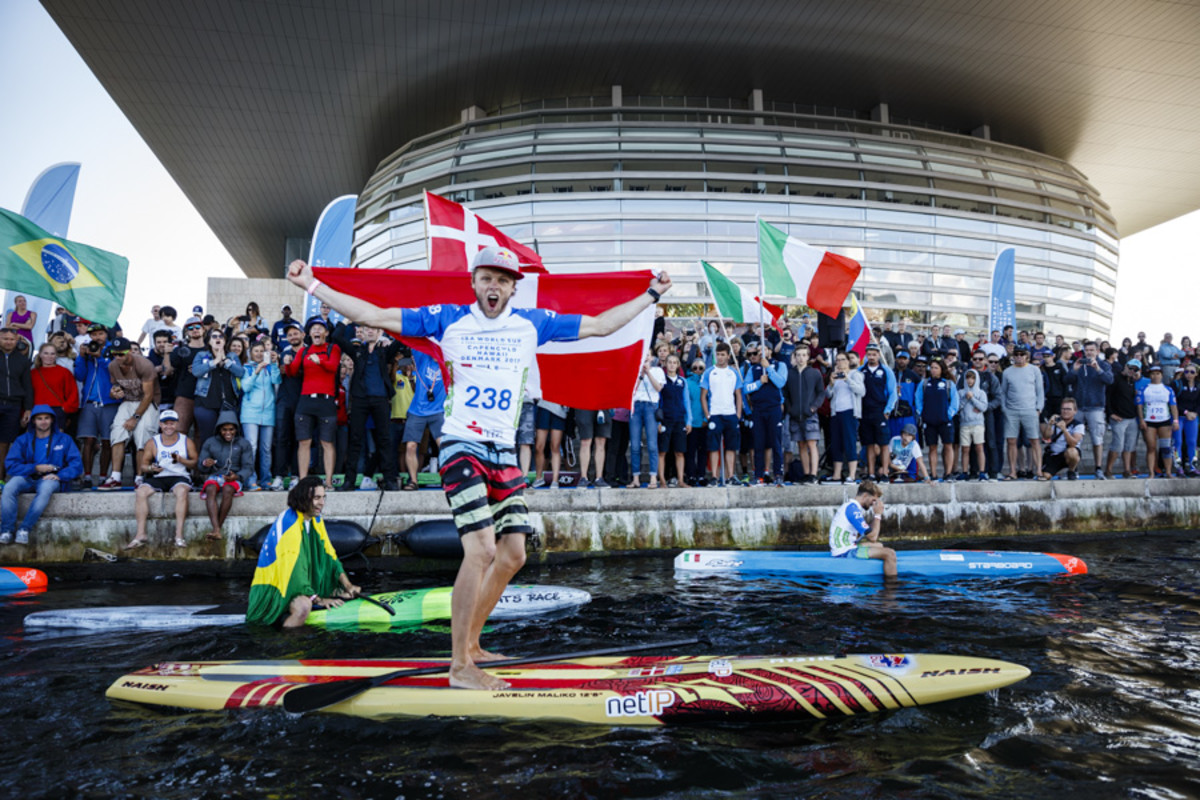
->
[[353, 98, 1118, 340]]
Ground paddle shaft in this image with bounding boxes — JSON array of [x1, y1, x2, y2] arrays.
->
[[282, 637, 704, 714], [355, 593, 396, 616]]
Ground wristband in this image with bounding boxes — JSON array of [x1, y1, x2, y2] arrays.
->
[[307, 278, 322, 296], [646, 287, 661, 302], [309, 594, 320, 605]]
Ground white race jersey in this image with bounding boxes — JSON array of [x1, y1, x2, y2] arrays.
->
[[401, 303, 581, 446], [828, 499, 871, 557]]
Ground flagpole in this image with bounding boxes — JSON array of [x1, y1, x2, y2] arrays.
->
[[755, 214, 765, 347], [699, 269, 739, 370]]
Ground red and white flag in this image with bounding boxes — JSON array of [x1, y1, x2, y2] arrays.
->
[[312, 268, 654, 410], [425, 191, 545, 273]]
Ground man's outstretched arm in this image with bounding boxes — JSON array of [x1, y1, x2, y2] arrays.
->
[[577, 272, 672, 340], [286, 260, 407, 332]]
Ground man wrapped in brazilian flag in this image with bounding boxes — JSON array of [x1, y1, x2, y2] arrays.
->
[[246, 476, 361, 627]]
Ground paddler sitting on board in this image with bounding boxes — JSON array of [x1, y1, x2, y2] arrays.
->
[[286, 248, 671, 690], [828, 480, 898, 577], [245, 476, 361, 628]]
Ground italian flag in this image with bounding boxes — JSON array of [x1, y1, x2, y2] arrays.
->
[[757, 219, 861, 316], [701, 261, 784, 326]]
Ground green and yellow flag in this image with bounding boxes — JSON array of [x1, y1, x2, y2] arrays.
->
[[0, 207, 128, 326]]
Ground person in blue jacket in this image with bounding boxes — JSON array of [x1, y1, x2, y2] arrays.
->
[[74, 322, 118, 487], [656, 353, 695, 486], [914, 359, 960, 481], [684, 357, 708, 485], [239, 339, 282, 490], [741, 342, 788, 484], [857, 342, 897, 482], [1, 405, 83, 544]]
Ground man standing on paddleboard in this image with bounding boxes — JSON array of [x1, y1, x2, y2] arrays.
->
[[286, 248, 670, 690], [828, 480, 897, 578]]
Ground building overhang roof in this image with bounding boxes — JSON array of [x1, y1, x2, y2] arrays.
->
[[43, 0, 1200, 277]]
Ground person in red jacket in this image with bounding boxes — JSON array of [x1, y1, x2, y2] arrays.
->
[[283, 318, 341, 489], [31, 342, 79, 430]]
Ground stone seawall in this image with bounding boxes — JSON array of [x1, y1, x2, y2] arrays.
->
[[5, 479, 1199, 566]]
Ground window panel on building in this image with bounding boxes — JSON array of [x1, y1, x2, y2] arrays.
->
[[786, 147, 858, 161], [537, 240, 619, 258], [705, 241, 756, 257], [864, 289, 932, 307], [790, 223, 864, 242], [790, 203, 864, 221], [868, 267, 932, 285], [865, 248, 932, 266], [535, 219, 620, 236]]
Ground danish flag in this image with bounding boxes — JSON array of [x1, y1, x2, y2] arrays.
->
[[425, 191, 545, 273]]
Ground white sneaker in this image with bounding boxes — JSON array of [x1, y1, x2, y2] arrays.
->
[[359, 476, 378, 491], [269, 476, 284, 491], [0, 532, 11, 545], [14, 530, 29, 545]]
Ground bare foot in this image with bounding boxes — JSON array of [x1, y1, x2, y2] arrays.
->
[[449, 662, 510, 690], [470, 647, 509, 662]]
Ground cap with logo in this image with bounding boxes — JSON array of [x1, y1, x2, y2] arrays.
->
[[1127, 359, 1142, 369], [471, 246, 524, 280], [192, 305, 204, 313], [159, 409, 180, 422], [108, 337, 133, 353], [87, 322, 106, 332]]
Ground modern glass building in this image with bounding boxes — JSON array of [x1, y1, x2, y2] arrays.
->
[[353, 97, 1118, 340]]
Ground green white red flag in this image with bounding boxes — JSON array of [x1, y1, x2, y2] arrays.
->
[[701, 261, 783, 326], [757, 219, 860, 316]]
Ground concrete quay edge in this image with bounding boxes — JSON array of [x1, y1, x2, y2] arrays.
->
[[5, 478, 1198, 566]]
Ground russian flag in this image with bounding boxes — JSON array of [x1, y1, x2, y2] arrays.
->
[[846, 295, 870, 359]]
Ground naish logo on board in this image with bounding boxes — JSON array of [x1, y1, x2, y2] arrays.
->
[[122, 680, 170, 691], [921, 668, 1001, 677], [605, 690, 675, 718]]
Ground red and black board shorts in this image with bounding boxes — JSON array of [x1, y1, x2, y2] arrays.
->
[[439, 438, 532, 538]]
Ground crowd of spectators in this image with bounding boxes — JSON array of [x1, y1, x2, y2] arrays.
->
[[0, 292, 1197, 544]]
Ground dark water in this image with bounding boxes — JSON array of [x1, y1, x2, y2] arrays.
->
[[1, 531, 1198, 799]]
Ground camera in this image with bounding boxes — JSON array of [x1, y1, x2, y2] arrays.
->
[[426, 389, 435, 403], [84, 341, 102, 355]]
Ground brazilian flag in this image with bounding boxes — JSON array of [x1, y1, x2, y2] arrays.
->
[[0, 207, 128, 326]]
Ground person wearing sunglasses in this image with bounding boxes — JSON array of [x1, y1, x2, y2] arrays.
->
[[170, 316, 210, 440], [1173, 364, 1199, 476], [684, 359, 709, 485]]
